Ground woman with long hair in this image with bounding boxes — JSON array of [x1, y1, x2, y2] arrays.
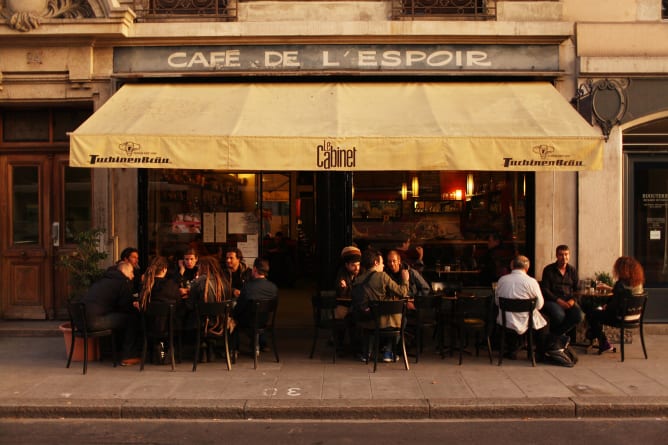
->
[[587, 256, 646, 354], [139, 256, 181, 310], [189, 256, 230, 303], [138, 256, 181, 361]]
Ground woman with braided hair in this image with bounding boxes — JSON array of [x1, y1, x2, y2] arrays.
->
[[189, 256, 230, 304], [138, 256, 181, 362], [139, 256, 181, 311]]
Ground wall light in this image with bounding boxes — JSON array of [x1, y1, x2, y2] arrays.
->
[[411, 176, 419, 198], [454, 189, 463, 200], [401, 182, 408, 200]]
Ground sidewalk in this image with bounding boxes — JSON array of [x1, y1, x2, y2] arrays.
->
[[1, 320, 667, 420]]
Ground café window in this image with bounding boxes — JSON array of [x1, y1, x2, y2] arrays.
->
[[352, 171, 530, 285], [147, 169, 262, 262]]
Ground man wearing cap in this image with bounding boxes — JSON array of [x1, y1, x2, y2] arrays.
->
[[335, 246, 362, 316], [333, 246, 361, 355]]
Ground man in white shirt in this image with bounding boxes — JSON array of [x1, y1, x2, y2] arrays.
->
[[495, 255, 549, 361]]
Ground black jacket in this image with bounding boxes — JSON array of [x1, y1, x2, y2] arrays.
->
[[81, 269, 134, 317]]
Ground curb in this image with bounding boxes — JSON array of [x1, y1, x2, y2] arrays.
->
[[1, 397, 667, 420]]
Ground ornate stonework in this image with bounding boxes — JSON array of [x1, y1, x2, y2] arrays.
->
[[1, 0, 95, 32]]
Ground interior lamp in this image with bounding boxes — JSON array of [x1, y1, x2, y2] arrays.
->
[[411, 176, 419, 198], [466, 174, 474, 199], [401, 182, 408, 200], [455, 189, 463, 200]]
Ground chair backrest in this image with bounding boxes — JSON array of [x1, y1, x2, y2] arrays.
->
[[145, 301, 174, 318], [196, 300, 231, 336], [197, 301, 230, 318], [67, 302, 87, 333], [498, 297, 536, 313], [371, 299, 406, 318], [252, 298, 278, 329], [456, 294, 493, 322], [461, 286, 493, 298], [497, 297, 537, 330], [311, 293, 338, 323], [617, 292, 647, 324]]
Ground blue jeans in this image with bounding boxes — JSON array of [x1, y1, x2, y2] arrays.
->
[[541, 300, 584, 336]]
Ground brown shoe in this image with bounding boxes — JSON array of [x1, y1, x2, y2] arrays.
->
[[121, 357, 141, 366]]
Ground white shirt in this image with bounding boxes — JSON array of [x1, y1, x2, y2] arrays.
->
[[495, 269, 547, 334]]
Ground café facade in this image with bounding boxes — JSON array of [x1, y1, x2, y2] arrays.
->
[[0, 1, 667, 322]]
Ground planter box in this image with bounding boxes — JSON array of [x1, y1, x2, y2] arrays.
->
[[59, 322, 100, 362]]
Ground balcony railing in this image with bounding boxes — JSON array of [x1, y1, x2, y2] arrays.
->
[[136, 0, 238, 21], [392, 0, 496, 21]]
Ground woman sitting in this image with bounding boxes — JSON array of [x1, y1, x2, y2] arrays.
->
[[138, 256, 181, 361], [188, 256, 230, 304], [586, 256, 645, 354]]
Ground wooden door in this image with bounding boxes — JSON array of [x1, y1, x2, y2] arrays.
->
[[0, 153, 89, 319]]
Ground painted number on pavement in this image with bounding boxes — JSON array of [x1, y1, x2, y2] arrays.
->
[[262, 387, 302, 397]]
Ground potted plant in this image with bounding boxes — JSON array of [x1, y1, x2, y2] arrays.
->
[[594, 271, 614, 287], [57, 228, 109, 361]]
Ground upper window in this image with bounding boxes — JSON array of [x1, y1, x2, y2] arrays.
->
[[138, 0, 237, 21], [663, 0, 668, 20], [392, 0, 496, 21]]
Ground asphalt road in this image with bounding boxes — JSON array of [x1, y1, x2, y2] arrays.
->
[[1, 418, 666, 445]]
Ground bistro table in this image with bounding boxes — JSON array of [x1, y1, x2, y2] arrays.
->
[[573, 289, 616, 350]]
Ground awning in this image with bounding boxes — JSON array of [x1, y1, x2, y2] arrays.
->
[[69, 82, 604, 171]]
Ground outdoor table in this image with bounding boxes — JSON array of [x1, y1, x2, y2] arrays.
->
[[573, 290, 616, 349]]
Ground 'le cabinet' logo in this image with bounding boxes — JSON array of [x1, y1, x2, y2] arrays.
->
[[316, 140, 357, 169]]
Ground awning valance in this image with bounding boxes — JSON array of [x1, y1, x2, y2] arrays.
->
[[69, 82, 604, 171]]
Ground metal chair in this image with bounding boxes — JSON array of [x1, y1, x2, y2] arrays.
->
[[362, 299, 410, 372], [497, 297, 537, 367], [406, 294, 441, 363], [193, 300, 233, 371], [248, 298, 280, 369], [452, 293, 494, 365], [140, 301, 177, 371], [601, 292, 648, 362], [66, 302, 118, 375], [309, 291, 346, 363]]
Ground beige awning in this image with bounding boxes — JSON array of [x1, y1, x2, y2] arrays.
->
[[69, 82, 604, 171]]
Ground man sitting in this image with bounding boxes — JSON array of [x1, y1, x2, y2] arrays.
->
[[495, 255, 549, 361], [231, 258, 278, 355], [80, 262, 141, 366], [540, 245, 585, 338], [385, 250, 430, 299]]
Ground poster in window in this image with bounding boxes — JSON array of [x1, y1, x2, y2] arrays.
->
[[228, 212, 258, 234], [215, 212, 227, 243]]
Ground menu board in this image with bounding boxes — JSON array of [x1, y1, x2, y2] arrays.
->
[[228, 212, 258, 234], [202, 212, 215, 243], [237, 233, 258, 262]]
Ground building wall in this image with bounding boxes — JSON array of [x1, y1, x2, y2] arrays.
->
[[5, 0, 663, 283]]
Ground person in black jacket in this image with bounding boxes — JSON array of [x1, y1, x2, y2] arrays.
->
[[231, 258, 278, 353], [139, 256, 181, 337], [80, 262, 141, 366]]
